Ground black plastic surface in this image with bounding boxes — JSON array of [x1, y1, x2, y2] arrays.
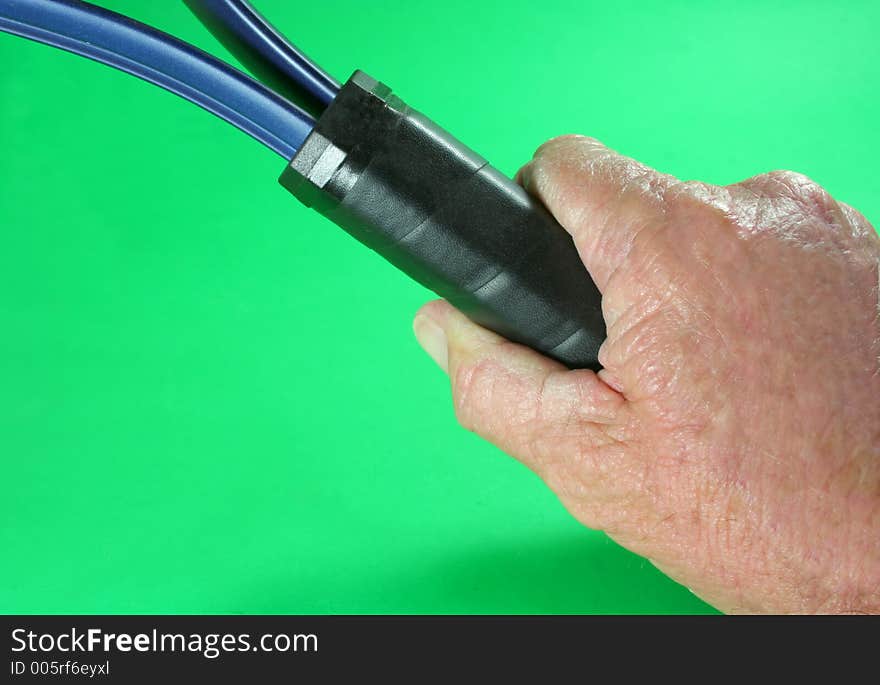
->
[[279, 70, 605, 369]]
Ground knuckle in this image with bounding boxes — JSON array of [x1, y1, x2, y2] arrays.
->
[[738, 170, 869, 246], [766, 168, 821, 190], [753, 170, 830, 204]]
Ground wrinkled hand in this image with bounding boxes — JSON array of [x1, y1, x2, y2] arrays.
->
[[412, 135, 880, 614]]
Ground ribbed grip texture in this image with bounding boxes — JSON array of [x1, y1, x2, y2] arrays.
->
[[279, 71, 605, 369]]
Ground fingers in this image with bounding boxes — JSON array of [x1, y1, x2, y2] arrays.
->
[[518, 135, 675, 291], [413, 300, 627, 476]]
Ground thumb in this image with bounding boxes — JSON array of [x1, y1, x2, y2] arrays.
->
[[413, 300, 626, 476]]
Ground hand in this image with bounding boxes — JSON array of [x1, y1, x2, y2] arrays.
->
[[412, 135, 880, 614]]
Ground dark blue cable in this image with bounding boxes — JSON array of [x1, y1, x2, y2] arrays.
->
[[184, 0, 339, 111], [0, 0, 315, 158]]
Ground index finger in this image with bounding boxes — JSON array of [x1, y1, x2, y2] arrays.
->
[[518, 135, 675, 292]]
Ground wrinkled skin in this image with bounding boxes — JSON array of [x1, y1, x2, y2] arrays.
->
[[412, 135, 880, 614]]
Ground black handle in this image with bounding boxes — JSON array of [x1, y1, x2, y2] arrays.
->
[[279, 71, 605, 369]]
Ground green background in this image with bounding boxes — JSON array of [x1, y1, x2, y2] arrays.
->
[[1, 0, 877, 614]]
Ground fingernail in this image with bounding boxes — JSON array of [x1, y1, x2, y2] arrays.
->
[[413, 314, 449, 373]]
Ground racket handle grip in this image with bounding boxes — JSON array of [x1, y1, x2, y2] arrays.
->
[[280, 70, 605, 369]]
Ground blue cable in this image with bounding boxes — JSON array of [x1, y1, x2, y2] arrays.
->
[[184, 0, 339, 111], [0, 0, 315, 159]]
